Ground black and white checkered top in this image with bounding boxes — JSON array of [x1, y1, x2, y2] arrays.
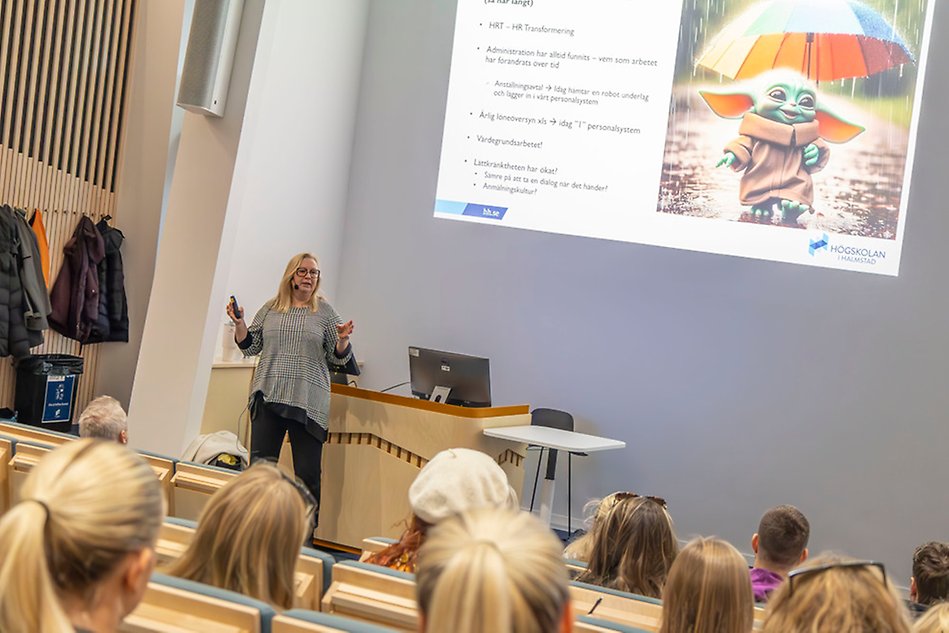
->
[[239, 297, 352, 432]]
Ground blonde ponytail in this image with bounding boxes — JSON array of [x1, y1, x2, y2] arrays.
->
[[0, 440, 164, 633], [0, 500, 71, 632], [417, 508, 569, 633]]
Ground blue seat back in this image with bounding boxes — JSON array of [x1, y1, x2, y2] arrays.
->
[[281, 609, 398, 632], [577, 615, 652, 633], [301, 546, 336, 594], [338, 560, 415, 582]]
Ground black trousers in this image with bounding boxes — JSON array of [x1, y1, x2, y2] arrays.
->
[[250, 404, 323, 523]]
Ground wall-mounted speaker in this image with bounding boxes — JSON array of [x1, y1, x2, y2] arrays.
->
[[177, 0, 245, 117]]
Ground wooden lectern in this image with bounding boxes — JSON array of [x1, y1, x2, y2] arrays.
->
[[317, 384, 529, 549]]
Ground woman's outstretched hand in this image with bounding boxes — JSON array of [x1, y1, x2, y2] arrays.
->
[[336, 320, 354, 353]]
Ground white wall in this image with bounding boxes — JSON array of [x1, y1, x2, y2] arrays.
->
[[129, 0, 370, 456], [128, 0, 269, 456], [94, 0, 187, 408], [224, 0, 370, 323], [337, 0, 949, 583]]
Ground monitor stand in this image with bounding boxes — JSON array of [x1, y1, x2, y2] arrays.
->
[[430, 386, 452, 404]]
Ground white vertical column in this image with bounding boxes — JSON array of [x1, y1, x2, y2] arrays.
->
[[92, 0, 186, 410], [129, 0, 370, 456], [127, 0, 269, 455]]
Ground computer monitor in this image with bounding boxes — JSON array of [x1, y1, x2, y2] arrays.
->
[[409, 347, 491, 408]]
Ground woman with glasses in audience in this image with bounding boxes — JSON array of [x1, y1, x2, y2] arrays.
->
[[0, 440, 164, 633], [416, 507, 573, 633], [659, 537, 754, 633], [762, 554, 912, 632], [576, 492, 678, 598], [165, 461, 316, 610], [227, 252, 354, 527]]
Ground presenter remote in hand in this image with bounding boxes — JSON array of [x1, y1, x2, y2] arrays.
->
[[227, 253, 355, 529]]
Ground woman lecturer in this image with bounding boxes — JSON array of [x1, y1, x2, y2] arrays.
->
[[227, 252, 354, 528]]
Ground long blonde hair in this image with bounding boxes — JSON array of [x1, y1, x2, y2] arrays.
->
[[563, 493, 623, 562], [0, 440, 164, 633], [165, 462, 313, 609], [659, 537, 754, 633], [762, 554, 912, 633], [915, 603, 949, 633], [416, 508, 570, 633], [577, 494, 678, 597], [269, 252, 321, 313]]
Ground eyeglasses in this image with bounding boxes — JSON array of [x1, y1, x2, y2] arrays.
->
[[786, 560, 887, 596], [294, 267, 320, 279], [612, 491, 668, 509], [281, 471, 318, 517]]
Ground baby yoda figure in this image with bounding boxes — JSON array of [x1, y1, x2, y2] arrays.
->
[[700, 71, 864, 225]]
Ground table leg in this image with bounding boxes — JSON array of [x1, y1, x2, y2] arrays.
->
[[537, 447, 559, 526]]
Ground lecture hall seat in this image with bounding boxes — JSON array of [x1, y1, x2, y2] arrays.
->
[[170, 460, 239, 521], [320, 561, 418, 632], [122, 572, 276, 633], [275, 609, 397, 633]]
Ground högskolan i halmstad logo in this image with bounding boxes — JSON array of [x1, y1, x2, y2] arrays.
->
[[807, 232, 887, 266]]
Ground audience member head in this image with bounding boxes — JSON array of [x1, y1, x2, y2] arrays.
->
[[78, 395, 129, 444], [659, 537, 754, 633], [914, 603, 949, 633], [166, 461, 315, 609], [912, 542, 949, 606], [762, 554, 912, 633], [416, 507, 572, 633], [0, 440, 164, 633], [365, 448, 518, 572], [563, 492, 623, 562], [752, 504, 809, 573], [577, 492, 678, 598]]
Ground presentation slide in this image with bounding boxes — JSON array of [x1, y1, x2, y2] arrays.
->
[[433, 0, 936, 276]]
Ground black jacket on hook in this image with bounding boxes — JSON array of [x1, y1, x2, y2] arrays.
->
[[0, 207, 34, 358], [87, 218, 128, 343], [49, 216, 106, 343]]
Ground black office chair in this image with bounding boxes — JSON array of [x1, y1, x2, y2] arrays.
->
[[528, 408, 586, 537]]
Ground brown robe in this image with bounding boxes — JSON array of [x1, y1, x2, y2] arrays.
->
[[724, 112, 830, 207]]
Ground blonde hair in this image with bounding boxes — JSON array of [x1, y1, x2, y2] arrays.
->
[[915, 603, 949, 633], [416, 508, 570, 633], [165, 462, 313, 609], [270, 252, 321, 313], [563, 493, 622, 562], [577, 495, 678, 598], [762, 554, 912, 633], [78, 394, 128, 442], [0, 440, 164, 633], [659, 537, 754, 633]]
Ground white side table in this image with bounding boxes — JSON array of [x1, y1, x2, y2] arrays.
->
[[484, 425, 625, 528]]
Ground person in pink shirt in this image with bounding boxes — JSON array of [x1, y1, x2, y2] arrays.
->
[[749, 505, 810, 602]]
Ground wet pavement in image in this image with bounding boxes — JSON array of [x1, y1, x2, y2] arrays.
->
[[656, 88, 910, 239]]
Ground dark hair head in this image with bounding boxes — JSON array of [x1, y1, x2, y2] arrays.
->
[[913, 541, 949, 606], [757, 505, 809, 568]]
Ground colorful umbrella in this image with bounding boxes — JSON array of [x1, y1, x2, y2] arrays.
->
[[696, 0, 916, 81]]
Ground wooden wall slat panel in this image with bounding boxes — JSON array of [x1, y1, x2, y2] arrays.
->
[[105, 0, 131, 192], [50, 0, 75, 175], [0, 0, 138, 413], [3, 1, 24, 149]]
